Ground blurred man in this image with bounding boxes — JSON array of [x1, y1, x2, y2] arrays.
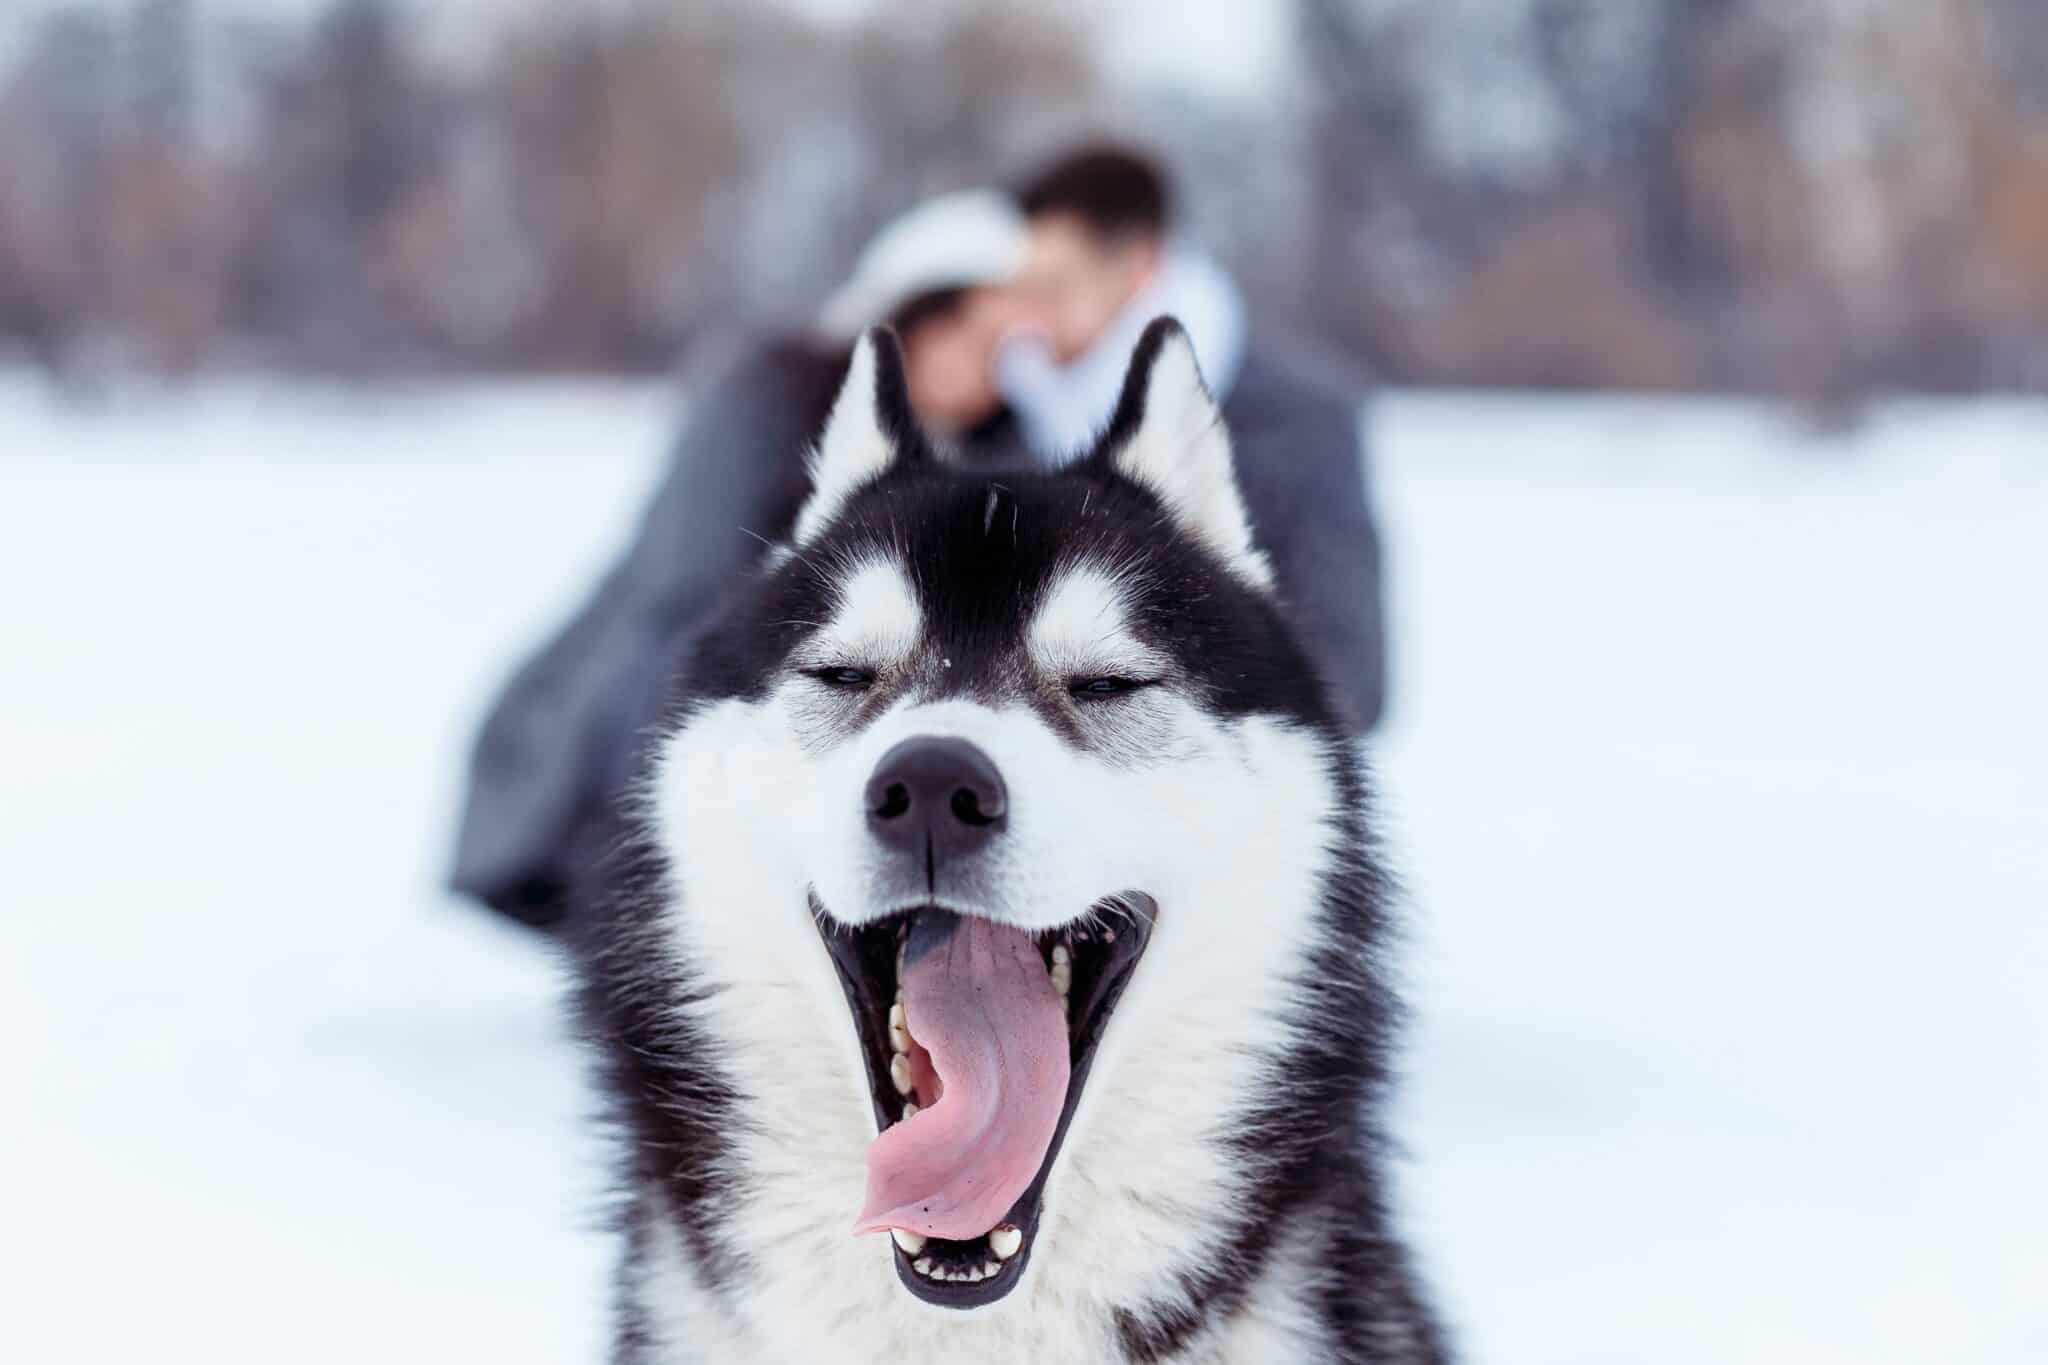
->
[[450, 192, 1028, 930], [998, 149, 1243, 457], [995, 145, 1389, 735]]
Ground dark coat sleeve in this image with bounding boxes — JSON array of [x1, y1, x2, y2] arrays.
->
[[1220, 350, 1388, 735], [447, 342, 834, 925]]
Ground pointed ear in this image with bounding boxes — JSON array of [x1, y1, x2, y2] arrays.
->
[[792, 328, 923, 545], [1097, 317, 1274, 591]]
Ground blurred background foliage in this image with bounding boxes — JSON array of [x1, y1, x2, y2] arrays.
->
[[3, 0, 2047, 398]]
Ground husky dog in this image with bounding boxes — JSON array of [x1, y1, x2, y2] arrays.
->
[[577, 319, 1446, 1363]]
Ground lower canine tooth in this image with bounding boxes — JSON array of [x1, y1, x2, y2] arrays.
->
[[989, 1224, 1023, 1260], [890, 1228, 927, 1255], [890, 1053, 914, 1095], [1049, 962, 1071, 995]]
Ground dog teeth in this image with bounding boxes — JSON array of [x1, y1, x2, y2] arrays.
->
[[888, 1001, 910, 1054], [890, 1228, 926, 1255], [1049, 961, 1071, 996], [989, 1224, 1023, 1260], [1051, 943, 1071, 967], [907, 1250, 1008, 1282], [890, 1053, 914, 1095], [902, 1100, 920, 1120]]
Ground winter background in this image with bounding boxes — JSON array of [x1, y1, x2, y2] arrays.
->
[[5, 2, 2047, 1364]]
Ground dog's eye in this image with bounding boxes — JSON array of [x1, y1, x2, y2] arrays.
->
[[1068, 675, 1151, 700], [807, 665, 875, 690]]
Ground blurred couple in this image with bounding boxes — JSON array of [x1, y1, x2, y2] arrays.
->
[[453, 145, 1388, 932]]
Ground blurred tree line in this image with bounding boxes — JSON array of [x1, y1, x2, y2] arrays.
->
[[2, 0, 2046, 396]]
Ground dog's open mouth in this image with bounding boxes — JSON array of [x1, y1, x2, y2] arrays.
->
[[813, 894, 1155, 1308]]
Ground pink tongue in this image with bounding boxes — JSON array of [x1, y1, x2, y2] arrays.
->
[[855, 915, 1070, 1241]]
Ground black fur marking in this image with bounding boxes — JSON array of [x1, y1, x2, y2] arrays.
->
[[610, 1208, 657, 1365], [574, 833, 751, 1308]]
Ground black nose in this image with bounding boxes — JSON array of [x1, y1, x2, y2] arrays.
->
[[865, 735, 1008, 862]]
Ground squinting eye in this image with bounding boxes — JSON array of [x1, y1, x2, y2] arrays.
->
[[808, 666, 875, 690], [1069, 676, 1151, 700]]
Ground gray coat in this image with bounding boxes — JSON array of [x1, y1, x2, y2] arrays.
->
[[448, 336, 1386, 928]]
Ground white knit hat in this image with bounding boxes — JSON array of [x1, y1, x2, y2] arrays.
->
[[817, 189, 1027, 340]]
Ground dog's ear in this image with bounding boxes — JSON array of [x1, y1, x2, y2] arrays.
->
[[792, 328, 925, 545], [1096, 317, 1274, 591]]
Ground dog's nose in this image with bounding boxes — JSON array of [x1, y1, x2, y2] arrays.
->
[[865, 735, 1007, 860]]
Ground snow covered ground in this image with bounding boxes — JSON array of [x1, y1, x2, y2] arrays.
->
[[4, 375, 2044, 1363]]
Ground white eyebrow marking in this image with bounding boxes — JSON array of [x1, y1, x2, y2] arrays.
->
[[1028, 562, 1165, 677], [807, 554, 921, 666]]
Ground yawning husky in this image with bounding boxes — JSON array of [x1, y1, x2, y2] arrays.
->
[[577, 319, 1447, 1362]]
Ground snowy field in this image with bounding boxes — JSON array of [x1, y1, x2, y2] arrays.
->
[[4, 374, 2044, 1363]]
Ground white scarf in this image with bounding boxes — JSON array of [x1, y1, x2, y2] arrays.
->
[[995, 244, 1247, 467]]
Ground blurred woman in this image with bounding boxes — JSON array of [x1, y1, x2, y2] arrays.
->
[[450, 192, 1027, 931]]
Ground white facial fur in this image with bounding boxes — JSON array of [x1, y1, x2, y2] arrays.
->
[[629, 545, 1354, 1363], [1027, 561, 1169, 682], [790, 552, 922, 676]]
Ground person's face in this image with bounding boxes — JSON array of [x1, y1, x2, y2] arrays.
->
[[900, 287, 1016, 436], [1012, 213, 1159, 364]]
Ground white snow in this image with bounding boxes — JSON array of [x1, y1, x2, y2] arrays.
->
[[3, 375, 2044, 1362]]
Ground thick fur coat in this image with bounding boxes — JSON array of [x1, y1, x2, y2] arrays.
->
[[576, 321, 1446, 1364]]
